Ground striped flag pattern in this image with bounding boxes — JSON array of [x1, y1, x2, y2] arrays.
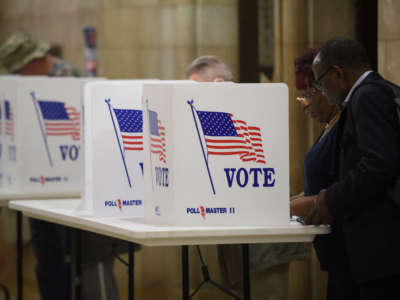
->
[[149, 110, 166, 163], [37, 100, 80, 141], [196, 110, 266, 164], [5, 100, 14, 141], [113, 108, 143, 151]]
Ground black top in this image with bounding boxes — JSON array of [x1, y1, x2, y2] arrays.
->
[[303, 124, 338, 197], [303, 123, 349, 271]]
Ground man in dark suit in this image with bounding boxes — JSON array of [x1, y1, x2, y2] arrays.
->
[[292, 37, 400, 299]]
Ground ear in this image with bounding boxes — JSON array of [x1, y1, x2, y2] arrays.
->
[[332, 65, 344, 80]]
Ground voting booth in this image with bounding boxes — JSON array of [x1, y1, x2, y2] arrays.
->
[[83, 80, 196, 216], [0, 77, 18, 191], [0, 76, 89, 197], [83, 80, 151, 216], [142, 83, 290, 226]]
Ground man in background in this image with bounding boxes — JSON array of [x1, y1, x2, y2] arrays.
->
[[185, 55, 233, 82], [185, 55, 310, 300], [0, 32, 120, 300]]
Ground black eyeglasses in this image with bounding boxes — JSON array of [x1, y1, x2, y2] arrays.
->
[[296, 88, 318, 105], [313, 66, 332, 91]]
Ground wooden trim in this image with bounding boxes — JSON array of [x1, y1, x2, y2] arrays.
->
[[238, 0, 259, 83]]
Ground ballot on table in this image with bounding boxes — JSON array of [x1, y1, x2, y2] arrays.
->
[[0, 76, 90, 197], [142, 83, 289, 226]]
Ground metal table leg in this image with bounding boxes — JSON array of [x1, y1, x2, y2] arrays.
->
[[182, 246, 189, 300], [69, 228, 82, 300], [128, 242, 135, 300], [242, 244, 250, 300], [75, 229, 82, 300], [66, 227, 72, 300], [17, 211, 23, 300]]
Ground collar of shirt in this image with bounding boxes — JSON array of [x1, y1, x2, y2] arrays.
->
[[341, 70, 373, 109]]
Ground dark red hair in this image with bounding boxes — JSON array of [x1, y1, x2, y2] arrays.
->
[[294, 48, 317, 90]]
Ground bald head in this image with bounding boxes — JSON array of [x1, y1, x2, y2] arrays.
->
[[185, 55, 233, 82]]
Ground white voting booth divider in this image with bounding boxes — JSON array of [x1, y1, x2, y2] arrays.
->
[[83, 80, 151, 216], [142, 83, 290, 226], [0, 76, 17, 189], [83, 80, 193, 217], [0, 78, 291, 226], [0, 76, 90, 197], [0, 77, 18, 192]]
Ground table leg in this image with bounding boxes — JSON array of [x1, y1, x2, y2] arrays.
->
[[75, 229, 82, 300], [17, 211, 23, 300], [242, 244, 250, 300], [66, 227, 71, 300], [0, 283, 10, 300], [128, 242, 135, 300], [69, 228, 82, 300], [182, 246, 189, 300]]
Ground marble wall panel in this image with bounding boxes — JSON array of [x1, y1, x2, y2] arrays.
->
[[103, 0, 160, 9], [379, 0, 400, 40], [31, 0, 80, 17], [175, 3, 196, 46], [102, 9, 140, 49], [174, 46, 197, 78], [384, 40, 400, 85], [281, 0, 308, 44], [0, 0, 32, 18], [159, 3, 195, 47], [196, 3, 238, 47], [159, 46, 176, 78], [0, 16, 33, 42], [160, 5, 177, 46], [79, 0, 103, 12], [198, 0, 236, 5], [138, 47, 161, 78], [378, 40, 387, 78], [313, 0, 356, 45], [378, 0, 400, 84], [101, 48, 140, 78], [136, 6, 162, 47]]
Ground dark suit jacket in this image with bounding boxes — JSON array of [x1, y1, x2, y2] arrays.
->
[[325, 72, 400, 283]]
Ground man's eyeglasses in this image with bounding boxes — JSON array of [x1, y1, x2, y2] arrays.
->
[[296, 88, 318, 105], [313, 66, 333, 91]]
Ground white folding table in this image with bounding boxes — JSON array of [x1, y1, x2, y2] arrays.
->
[[1, 193, 79, 300], [9, 199, 330, 300]]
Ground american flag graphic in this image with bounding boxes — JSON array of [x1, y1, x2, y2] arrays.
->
[[37, 100, 80, 141], [113, 108, 143, 151], [5, 100, 14, 141], [196, 110, 266, 164], [149, 110, 166, 163]]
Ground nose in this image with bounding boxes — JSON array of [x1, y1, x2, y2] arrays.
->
[[302, 100, 311, 110]]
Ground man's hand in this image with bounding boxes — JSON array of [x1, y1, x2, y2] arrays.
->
[[306, 189, 333, 225], [290, 190, 333, 225], [290, 195, 317, 219]]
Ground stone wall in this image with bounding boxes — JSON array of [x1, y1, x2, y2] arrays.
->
[[378, 0, 400, 84], [0, 0, 238, 80]]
